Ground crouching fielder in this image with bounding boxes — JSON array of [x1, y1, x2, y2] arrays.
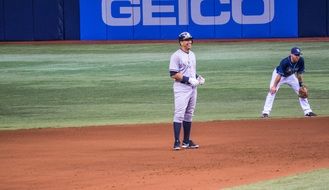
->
[[261, 47, 317, 118]]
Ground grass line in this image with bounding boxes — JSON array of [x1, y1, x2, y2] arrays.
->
[[225, 168, 329, 190]]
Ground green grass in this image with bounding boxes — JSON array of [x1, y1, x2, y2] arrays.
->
[[225, 168, 329, 190], [0, 41, 329, 129]]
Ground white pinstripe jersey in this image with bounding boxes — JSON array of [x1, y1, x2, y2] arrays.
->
[[169, 49, 196, 89]]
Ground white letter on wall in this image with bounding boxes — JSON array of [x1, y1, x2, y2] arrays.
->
[[232, 0, 274, 24], [102, 0, 141, 26]]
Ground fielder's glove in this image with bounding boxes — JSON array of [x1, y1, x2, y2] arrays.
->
[[298, 86, 308, 98], [197, 75, 205, 85]]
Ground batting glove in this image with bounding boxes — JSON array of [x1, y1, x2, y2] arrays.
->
[[188, 78, 200, 87], [197, 75, 205, 85]]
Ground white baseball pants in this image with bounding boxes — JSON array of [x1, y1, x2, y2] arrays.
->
[[173, 86, 197, 123], [262, 69, 313, 115]]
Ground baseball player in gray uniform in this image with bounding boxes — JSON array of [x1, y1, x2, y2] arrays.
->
[[261, 47, 317, 118], [169, 32, 205, 150]]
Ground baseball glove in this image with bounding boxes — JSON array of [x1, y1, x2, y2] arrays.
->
[[298, 86, 308, 98]]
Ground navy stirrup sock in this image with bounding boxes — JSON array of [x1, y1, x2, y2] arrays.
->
[[183, 121, 191, 142], [173, 122, 182, 142]]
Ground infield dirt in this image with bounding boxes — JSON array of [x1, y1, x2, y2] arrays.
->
[[1, 117, 329, 190]]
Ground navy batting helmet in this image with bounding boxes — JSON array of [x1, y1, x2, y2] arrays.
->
[[178, 32, 193, 41]]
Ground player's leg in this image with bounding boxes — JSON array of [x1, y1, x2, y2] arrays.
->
[[173, 90, 190, 150], [288, 75, 314, 116], [172, 122, 181, 150], [182, 89, 199, 148], [262, 69, 282, 117]]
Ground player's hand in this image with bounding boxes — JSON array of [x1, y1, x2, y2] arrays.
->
[[188, 78, 200, 87], [172, 72, 183, 81], [270, 86, 277, 95], [197, 75, 205, 85]]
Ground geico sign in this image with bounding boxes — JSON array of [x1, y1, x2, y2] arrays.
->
[[102, 0, 275, 26]]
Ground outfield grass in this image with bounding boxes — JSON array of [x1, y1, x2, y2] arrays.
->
[[226, 168, 329, 190], [0, 41, 329, 129]]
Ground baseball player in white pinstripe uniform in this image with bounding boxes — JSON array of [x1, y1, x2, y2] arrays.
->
[[169, 32, 205, 150]]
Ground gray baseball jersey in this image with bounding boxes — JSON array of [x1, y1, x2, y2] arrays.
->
[[169, 49, 197, 123]]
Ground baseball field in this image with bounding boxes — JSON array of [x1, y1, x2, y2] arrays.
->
[[0, 39, 329, 189]]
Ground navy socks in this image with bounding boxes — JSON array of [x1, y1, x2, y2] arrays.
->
[[183, 121, 191, 143], [173, 122, 181, 142], [173, 121, 192, 142]]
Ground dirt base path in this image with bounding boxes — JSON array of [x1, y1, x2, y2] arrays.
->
[[1, 117, 329, 190]]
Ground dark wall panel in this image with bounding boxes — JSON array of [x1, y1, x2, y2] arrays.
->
[[327, 0, 329, 36], [299, 0, 327, 37], [33, 0, 64, 40], [4, 0, 34, 41], [0, 0, 4, 40], [63, 0, 80, 40]]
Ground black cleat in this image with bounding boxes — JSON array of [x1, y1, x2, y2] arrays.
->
[[182, 140, 199, 149], [173, 140, 181, 150], [305, 112, 317, 117], [261, 113, 269, 118]]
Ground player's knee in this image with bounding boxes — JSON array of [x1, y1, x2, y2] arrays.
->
[[184, 113, 193, 121], [174, 115, 184, 123]]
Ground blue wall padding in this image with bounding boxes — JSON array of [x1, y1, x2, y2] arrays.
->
[[33, 0, 64, 40], [0, 0, 80, 41], [270, 0, 298, 37], [241, 0, 270, 38], [0, 0, 4, 40], [80, 0, 299, 40], [80, 0, 106, 40], [298, 0, 328, 37], [64, 0, 80, 40], [3, 0, 34, 41], [1, 0, 329, 41], [327, 1, 329, 36]]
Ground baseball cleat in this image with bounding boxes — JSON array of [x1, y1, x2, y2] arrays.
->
[[173, 140, 181, 150], [305, 112, 317, 117], [261, 113, 269, 118], [181, 141, 189, 148], [182, 140, 199, 149]]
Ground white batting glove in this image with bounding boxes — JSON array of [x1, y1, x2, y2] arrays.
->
[[197, 75, 205, 85], [188, 78, 200, 87]]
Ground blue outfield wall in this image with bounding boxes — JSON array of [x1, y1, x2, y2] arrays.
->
[[64, 0, 81, 40], [0, 0, 4, 40], [1, 0, 328, 41], [298, 0, 328, 37], [3, 0, 34, 41], [33, 0, 64, 40], [80, 0, 298, 40], [0, 0, 80, 41]]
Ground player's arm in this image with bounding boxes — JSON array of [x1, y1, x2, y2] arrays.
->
[[270, 74, 281, 94], [296, 58, 305, 87], [170, 71, 183, 81], [169, 71, 199, 86], [296, 73, 304, 87], [169, 71, 190, 83], [169, 55, 187, 82], [271, 60, 285, 94]]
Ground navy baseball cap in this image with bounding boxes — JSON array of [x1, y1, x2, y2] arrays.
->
[[291, 47, 302, 56]]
